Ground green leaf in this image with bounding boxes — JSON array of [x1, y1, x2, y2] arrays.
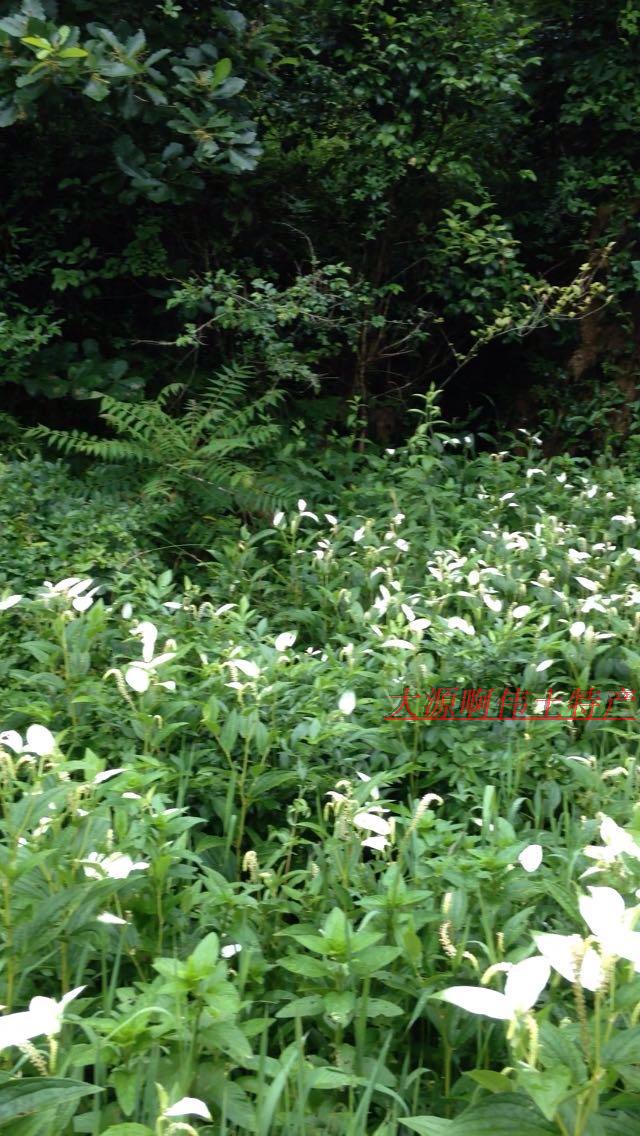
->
[[403, 1096, 555, 1136], [190, 931, 220, 971], [101, 1126, 154, 1136], [279, 956, 328, 978], [518, 1068, 572, 1121], [0, 1078, 99, 1126], [59, 47, 89, 58], [274, 996, 324, 1018], [602, 1028, 640, 1066], [213, 57, 232, 84], [467, 1070, 513, 1093]]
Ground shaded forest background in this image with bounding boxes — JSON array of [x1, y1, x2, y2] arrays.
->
[[1, 0, 639, 457]]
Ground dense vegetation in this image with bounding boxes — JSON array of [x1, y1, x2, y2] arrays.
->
[[1, 1, 640, 1133]]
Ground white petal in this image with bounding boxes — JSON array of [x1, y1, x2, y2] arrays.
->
[[25, 725, 56, 756], [297, 499, 307, 512], [439, 986, 511, 1020], [518, 844, 543, 873], [534, 932, 586, 983], [483, 594, 502, 613], [97, 912, 127, 925], [570, 621, 586, 638], [0, 731, 22, 753], [221, 943, 242, 958], [227, 659, 259, 678], [504, 956, 550, 1012], [339, 691, 356, 715], [164, 1097, 212, 1120], [512, 605, 531, 619], [535, 659, 554, 673], [580, 948, 605, 991], [275, 632, 297, 652], [125, 666, 151, 693], [362, 835, 389, 852], [381, 637, 414, 649], [0, 595, 22, 611], [93, 769, 125, 785], [131, 621, 158, 664], [353, 811, 391, 836], [579, 887, 626, 942]]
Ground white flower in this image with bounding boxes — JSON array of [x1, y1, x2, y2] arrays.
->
[[362, 834, 389, 852], [482, 593, 502, 613], [131, 621, 158, 664], [275, 631, 297, 653], [0, 987, 85, 1051], [395, 538, 410, 552], [0, 731, 23, 753], [93, 768, 125, 785], [325, 514, 338, 525], [518, 844, 542, 873], [273, 511, 285, 527], [381, 637, 414, 649], [409, 618, 431, 632], [568, 549, 590, 563], [125, 666, 151, 693], [298, 499, 307, 512], [534, 933, 604, 992], [535, 659, 554, 673], [225, 659, 260, 679], [83, 852, 149, 880], [467, 570, 480, 586], [339, 691, 356, 715], [164, 1097, 212, 1121], [353, 526, 366, 543], [0, 595, 21, 611], [575, 576, 599, 593], [439, 956, 550, 1021], [448, 617, 475, 636], [122, 602, 133, 620], [25, 725, 56, 756], [579, 886, 640, 965], [500, 492, 516, 502], [512, 605, 531, 619], [97, 912, 127, 925], [583, 815, 640, 865], [221, 943, 242, 959], [569, 621, 586, 639], [353, 810, 392, 837]]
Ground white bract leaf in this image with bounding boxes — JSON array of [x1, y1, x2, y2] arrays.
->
[[353, 811, 391, 837], [125, 666, 151, 693], [131, 621, 158, 664], [438, 986, 512, 1021], [221, 942, 242, 958], [518, 844, 542, 873], [512, 605, 531, 619], [338, 691, 356, 715], [440, 956, 550, 1021], [93, 768, 125, 785], [0, 595, 22, 611], [97, 912, 127, 925], [25, 725, 56, 756], [164, 1097, 213, 1121], [535, 659, 554, 673], [83, 852, 149, 880], [275, 631, 297, 653], [483, 593, 502, 613], [226, 659, 260, 678], [570, 621, 586, 639], [0, 731, 22, 753]]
